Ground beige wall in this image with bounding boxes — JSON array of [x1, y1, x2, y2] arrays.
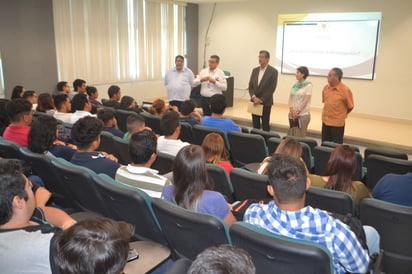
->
[[197, 0, 412, 122]]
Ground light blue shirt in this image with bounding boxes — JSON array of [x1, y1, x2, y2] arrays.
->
[[164, 67, 194, 101]]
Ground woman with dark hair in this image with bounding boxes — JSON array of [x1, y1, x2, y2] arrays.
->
[[86, 86, 102, 106], [28, 115, 76, 161], [201, 133, 233, 175], [288, 66, 312, 137], [11, 85, 25, 99], [311, 145, 371, 215], [162, 145, 236, 226], [119, 95, 142, 113], [36, 93, 56, 114]]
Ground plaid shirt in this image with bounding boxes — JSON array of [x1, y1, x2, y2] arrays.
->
[[244, 201, 369, 274]]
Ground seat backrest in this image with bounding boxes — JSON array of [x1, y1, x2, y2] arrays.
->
[[115, 109, 135, 132], [112, 136, 132, 165], [206, 163, 234, 203], [300, 142, 314, 170], [227, 131, 268, 167], [19, 148, 75, 209], [365, 155, 412, 190], [140, 111, 162, 135], [250, 128, 281, 145], [98, 131, 116, 155], [151, 151, 175, 175], [364, 146, 408, 164], [192, 124, 230, 150], [230, 222, 333, 274], [230, 168, 270, 201], [151, 198, 231, 260], [360, 198, 412, 274], [0, 137, 22, 159], [321, 141, 360, 152], [51, 157, 109, 215], [284, 135, 318, 154], [305, 186, 354, 215], [179, 121, 195, 144], [92, 174, 168, 245], [266, 137, 282, 155]]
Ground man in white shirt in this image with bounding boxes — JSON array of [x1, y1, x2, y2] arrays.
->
[[164, 55, 194, 111], [193, 55, 227, 116], [53, 94, 73, 123], [157, 111, 189, 156], [70, 93, 96, 124]]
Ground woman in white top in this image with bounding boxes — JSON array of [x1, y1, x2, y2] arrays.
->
[[288, 66, 312, 137]]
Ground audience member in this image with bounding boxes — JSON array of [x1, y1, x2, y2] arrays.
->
[[119, 95, 142, 113], [148, 98, 168, 116], [0, 159, 76, 273], [86, 85, 102, 106], [56, 81, 70, 95], [162, 145, 236, 226], [69, 78, 87, 99], [22, 90, 38, 110], [116, 130, 171, 197], [36, 93, 56, 115], [97, 108, 124, 138], [123, 113, 150, 141], [188, 244, 255, 274], [201, 94, 240, 134], [53, 217, 133, 274], [28, 115, 76, 161], [373, 172, 412, 207], [310, 145, 371, 215], [3, 98, 32, 146], [10, 85, 25, 99], [157, 110, 189, 156], [0, 98, 10, 135], [244, 154, 379, 274], [53, 93, 73, 123], [103, 85, 121, 108], [70, 93, 96, 124], [201, 132, 233, 175], [179, 99, 202, 126]]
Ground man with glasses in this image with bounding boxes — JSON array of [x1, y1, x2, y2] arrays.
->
[[193, 55, 227, 116]]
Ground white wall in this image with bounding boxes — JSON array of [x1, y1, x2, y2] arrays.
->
[[197, 0, 412, 122]]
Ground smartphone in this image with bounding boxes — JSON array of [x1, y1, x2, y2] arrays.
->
[[127, 248, 139, 262]]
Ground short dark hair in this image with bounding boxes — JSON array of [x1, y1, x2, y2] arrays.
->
[[71, 93, 89, 111], [5, 98, 32, 122], [160, 110, 180, 136], [126, 113, 145, 133], [332, 67, 343, 81], [210, 94, 226, 115], [28, 115, 58, 153], [175, 55, 184, 61], [86, 86, 97, 97], [210, 55, 220, 63], [53, 94, 70, 110], [180, 99, 196, 116], [267, 154, 307, 204], [129, 130, 157, 165], [97, 108, 116, 126], [57, 81, 68, 91], [188, 244, 256, 274], [72, 79, 86, 91], [22, 90, 36, 99], [296, 66, 309, 79], [0, 159, 27, 225], [107, 85, 120, 99], [119, 96, 135, 110], [71, 116, 103, 150], [53, 217, 134, 274], [259, 50, 270, 59]]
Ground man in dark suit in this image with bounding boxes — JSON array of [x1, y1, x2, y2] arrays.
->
[[248, 50, 278, 131]]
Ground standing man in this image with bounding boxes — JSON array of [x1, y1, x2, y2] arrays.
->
[[248, 50, 278, 131], [193, 55, 227, 116], [165, 55, 194, 111], [322, 67, 354, 144]]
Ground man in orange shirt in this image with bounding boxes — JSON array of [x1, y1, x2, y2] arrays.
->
[[321, 68, 354, 144]]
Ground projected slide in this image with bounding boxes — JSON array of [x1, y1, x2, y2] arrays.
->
[[276, 13, 381, 80]]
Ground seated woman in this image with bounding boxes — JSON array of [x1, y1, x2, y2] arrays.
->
[[36, 93, 56, 115], [162, 145, 236, 226], [119, 95, 142, 113], [86, 86, 102, 106], [147, 98, 177, 116], [28, 115, 76, 161], [310, 145, 371, 216], [201, 132, 233, 175]]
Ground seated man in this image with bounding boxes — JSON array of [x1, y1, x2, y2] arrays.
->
[[116, 130, 171, 198], [70, 93, 96, 124], [70, 116, 120, 178], [22, 90, 38, 110], [0, 159, 76, 274], [3, 98, 33, 147], [97, 108, 124, 138], [53, 93, 73, 123], [123, 113, 149, 141], [179, 99, 202, 126], [373, 172, 412, 207], [53, 217, 133, 274], [102, 85, 121, 109], [201, 94, 240, 134], [157, 110, 189, 156], [244, 154, 379, 274], [69, 78, 87, 100], [56, 81, 71, 95]]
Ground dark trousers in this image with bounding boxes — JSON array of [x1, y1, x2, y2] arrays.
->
[[252, 105, 272, 131], [201, 96, 212, 116], [321, 123, 345, 144], [169, 100, 182, 111]]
